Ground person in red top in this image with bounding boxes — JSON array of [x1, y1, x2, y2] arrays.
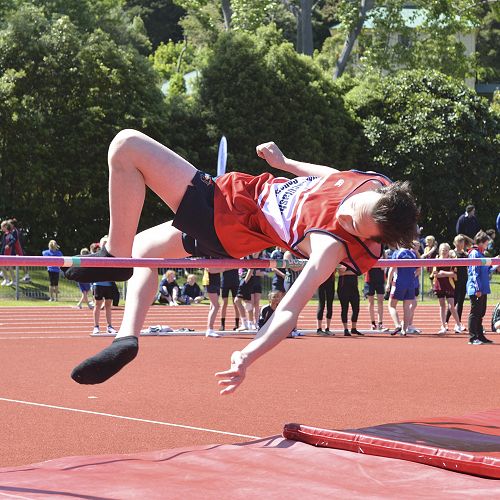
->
[[65, 129, 418, 391]]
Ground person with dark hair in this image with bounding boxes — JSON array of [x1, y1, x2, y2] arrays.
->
[[65, 131, 418, 390], [466, 231, 493, 345], [456, 205, 480, 239], [316, 272, 335, 335], [337, 267, 362, 336]]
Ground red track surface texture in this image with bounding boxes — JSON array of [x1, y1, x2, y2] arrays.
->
[[0, 303, 499, 497]]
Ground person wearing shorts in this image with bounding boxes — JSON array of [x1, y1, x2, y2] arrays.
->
[[365, 267, 388, 331], [235, 266, 255, 331], [42, 239, 63, 302], [386, 246, 417, 336], [65, 131, 418, 391], [91, 281, 118, 336], [205, 270, 223, 338], [220, 269, 240, 331]]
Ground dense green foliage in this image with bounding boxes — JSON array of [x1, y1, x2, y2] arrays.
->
[[344, 70, 499, 240], [0, 0, 498, 254]]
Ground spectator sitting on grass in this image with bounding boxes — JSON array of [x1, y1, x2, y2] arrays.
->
[[179, 274, 204, 305]]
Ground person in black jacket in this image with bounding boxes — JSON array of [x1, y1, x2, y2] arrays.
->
[[456, 205, 480, 239]]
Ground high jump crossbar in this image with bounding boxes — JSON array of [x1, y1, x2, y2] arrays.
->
[[0, 256, 498, 269]]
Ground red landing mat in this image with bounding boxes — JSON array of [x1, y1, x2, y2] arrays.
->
[[2, 435, 500, 499], [284, 408, 500, 479]]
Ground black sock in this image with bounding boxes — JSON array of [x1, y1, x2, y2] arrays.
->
[[64, 245, 133, 283], [71, 336, 138, 385], [220, 318, 225, 330], [234, 317, 240, 329]]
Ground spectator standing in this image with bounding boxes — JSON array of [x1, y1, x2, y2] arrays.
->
[[235, 264, 255, 331], [205, 268, 224, 338], [445, 234, 471, 327], [456, 205, 481, 239], [270, 246, 286, 292], [466, 231, 493, 345], [316, 272, 335, 335], [91, 280, 118, 335], [249, 251, 266, 328], [0, 220, 16, 286], [431, 243, 466, 334], [365, 267, 388, 332], [220, 269, 240, 331], [8, 218, 30, 282], [74, 248, 93, 309], [337, 267, 362, 336], [42, 240, 63, 301], [386, 246, 418, 336]]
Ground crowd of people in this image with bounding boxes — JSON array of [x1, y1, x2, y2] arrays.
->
[[1, 206, 499, 345]]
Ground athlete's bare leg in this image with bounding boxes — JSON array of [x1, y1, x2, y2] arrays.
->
[[106, 129, 198, 257]]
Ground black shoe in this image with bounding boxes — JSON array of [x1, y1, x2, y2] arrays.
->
[[351, 328, 364, 336], [479, 335, 494, 344], [64, 245, 133, 283], [344, 329, 351, 336], [391, 327, 402, 336]]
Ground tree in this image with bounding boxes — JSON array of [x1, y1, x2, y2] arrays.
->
[[328, 0, 483, 80], [124, 0, 186, 50], [345, 70, 499, 241], [0, 2, 168, 252], [197, 27, 363, 175]]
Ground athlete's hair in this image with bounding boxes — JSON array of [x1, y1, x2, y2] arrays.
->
[[373, 181, 419, 247]]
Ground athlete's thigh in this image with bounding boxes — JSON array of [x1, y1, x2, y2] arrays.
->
[[132, 221, 190, 259]]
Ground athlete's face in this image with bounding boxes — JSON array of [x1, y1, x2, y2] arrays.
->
[[337, 191, 381, 241]]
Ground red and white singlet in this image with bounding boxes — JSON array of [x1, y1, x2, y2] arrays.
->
[[214, 170, 391, 274]]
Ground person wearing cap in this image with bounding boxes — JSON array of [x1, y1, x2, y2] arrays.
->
[[42, 240, 63, 301], [456, 205, 481, 239]]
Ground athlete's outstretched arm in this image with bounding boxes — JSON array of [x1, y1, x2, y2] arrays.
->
[[256, 142, 340, 178], [215, 233, 346, 394]]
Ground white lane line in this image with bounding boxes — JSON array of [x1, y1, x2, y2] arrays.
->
[[0, 398, 261, 440], [0, 336, 89, 340], [0, 492, 35, 500]]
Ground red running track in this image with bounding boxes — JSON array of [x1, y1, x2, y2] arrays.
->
[[0, 302, 498, 468]]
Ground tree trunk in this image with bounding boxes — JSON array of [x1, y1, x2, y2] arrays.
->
[[221, 0, 232, 30], [334, 0, 374, 79], [300, 0, 313, 56]]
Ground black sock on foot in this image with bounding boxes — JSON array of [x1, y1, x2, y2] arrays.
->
[[64, 245, 133, 283], [71, 336, 139, 385], [220, 318, 226, 330]]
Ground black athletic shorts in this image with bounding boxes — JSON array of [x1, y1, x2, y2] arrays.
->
[[236, 280, 251, 301], [222, 286, 238, 299], [93, 285, 114, 301], [48, 271, 60, 287], [173, 171, 231, 258]]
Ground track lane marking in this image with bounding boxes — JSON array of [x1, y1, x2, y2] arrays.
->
[[0, 398, 261, 440]]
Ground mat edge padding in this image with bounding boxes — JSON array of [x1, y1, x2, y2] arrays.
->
[[283, 423, 500, 479]]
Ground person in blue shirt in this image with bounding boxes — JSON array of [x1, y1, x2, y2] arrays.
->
[[42, 240, 63, 302], [385, 246, 418, 336], [466, 231, 492, 345]]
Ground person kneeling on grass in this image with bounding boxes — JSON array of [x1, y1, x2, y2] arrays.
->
[[64, 129, 418, 392]]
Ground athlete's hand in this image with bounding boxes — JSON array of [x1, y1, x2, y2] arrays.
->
[[215, 351, 248, 395], [256, 142, 286, 169]]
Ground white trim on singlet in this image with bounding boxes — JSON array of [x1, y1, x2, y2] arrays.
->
[[258, 175, 326, 248]]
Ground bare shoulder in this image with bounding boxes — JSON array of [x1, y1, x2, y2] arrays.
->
[[307, 232, 347, 266]]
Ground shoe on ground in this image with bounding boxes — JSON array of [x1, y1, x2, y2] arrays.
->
[[344, 329, 352, 336], [0, 279, 7, 286], [406, 326, 421, 334], [454, 324, 466, 333], [325, 328, 334, 336], [438, 326, 447, 334], [378, 323, 390, 332], [469, 338, 484, 345], [479, 335, 493, 344], [22, 274, 31, 282], [206, 329, 220, 338], [92, 326, 100, 335], [400, 329, 407, 336], [107, 326, 118, 335], [5, 280, 13, 286], [371, 323, 377, 330], [351, 329, 364, 336], [74, 304, 82, 309], [391, 326, 402, 336], [236, 325, 248, 332]]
